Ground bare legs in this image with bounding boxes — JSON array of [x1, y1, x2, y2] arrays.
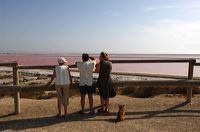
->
[[80, 94, 94, 114], [99, 96, 109, 113], [63, 87, 69, 116], [88, 94, 94, 113], [56, 85, 69, 117], [57, 96, 62, 116], [105, 98, 109, 112], [80, 94, 86, 112], [100, 96, 104, 110]]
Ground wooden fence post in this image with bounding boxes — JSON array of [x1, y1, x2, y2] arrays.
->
[[187, 59, 195, 103], [13, 62, 20, 114]]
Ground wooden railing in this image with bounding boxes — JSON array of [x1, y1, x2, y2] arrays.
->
[[0, 62, 76, 114], [110, 59, 196, 103], [0, 59, 199, 114], [0, 62, 20, 114]]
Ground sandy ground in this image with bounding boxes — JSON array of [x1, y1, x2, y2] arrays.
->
[[1, 67, 200, 131], [1, 94, 200, 132]]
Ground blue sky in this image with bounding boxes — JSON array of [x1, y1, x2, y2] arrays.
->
[[1, 0, 200, 54]]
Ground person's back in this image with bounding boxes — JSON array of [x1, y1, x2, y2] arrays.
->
[[47, 57, 72, 117], [96, 51, 114, 114], [55, 65, 70, 85], [76, 60, 95, 86], [98, 60, 112, 82], [76, 53, 96, 114]]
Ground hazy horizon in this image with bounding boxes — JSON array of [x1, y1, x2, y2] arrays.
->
[[1, 0, 200, 54], [1, 52, 200, 57]]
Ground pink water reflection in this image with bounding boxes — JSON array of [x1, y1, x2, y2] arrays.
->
[[1, 54, 200, 77]]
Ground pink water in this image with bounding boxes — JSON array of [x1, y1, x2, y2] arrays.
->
[[1, 53, 200, 77]]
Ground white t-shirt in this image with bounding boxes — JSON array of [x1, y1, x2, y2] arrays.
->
[[76, 60, 96, 86], [55, 65, 71, 85]]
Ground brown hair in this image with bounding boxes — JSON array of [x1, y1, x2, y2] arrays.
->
[[100, 51, 109, 61]]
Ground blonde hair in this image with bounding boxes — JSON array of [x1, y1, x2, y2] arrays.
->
[[100, 51, 109, 61]]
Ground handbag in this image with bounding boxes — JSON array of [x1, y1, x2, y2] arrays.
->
[[109, 85, 116, 98], [108, 79, 116, 98]]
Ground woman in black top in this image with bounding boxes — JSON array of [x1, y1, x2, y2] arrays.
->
[[96, 52, 113, 113]]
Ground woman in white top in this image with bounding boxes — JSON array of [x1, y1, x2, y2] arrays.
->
[[76, 53, 96, 114], [47, 57, 72, 117]]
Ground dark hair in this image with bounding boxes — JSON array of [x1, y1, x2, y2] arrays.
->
[[82, 53, 89, 62]]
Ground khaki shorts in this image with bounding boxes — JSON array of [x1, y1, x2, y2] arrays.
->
[[55, 85, 70, 106]]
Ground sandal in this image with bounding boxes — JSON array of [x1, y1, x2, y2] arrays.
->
[[105, 108, 109, 113]]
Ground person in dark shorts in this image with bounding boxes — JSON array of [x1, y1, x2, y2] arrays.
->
[[76, 53, 96, 114], [95, 51, 113, 113]]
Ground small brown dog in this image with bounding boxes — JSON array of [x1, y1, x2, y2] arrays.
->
[[115, 104, 125, 123]]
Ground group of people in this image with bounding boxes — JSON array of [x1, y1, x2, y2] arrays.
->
[[47, 51, 115, 117]]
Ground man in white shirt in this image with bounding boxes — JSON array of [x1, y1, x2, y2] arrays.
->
[[76, 53, 96, 114]]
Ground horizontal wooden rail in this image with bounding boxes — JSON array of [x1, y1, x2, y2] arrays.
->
[[0, 83, 79, 93], [71, 69, 200, 80], [0, 62, 17, 66], [17, 64, 77, 69], [17, 65, 55, 69], [194, 63, 200, 66], [0, 85, 54, 93], [110, 59, 196, 63], [1, 80, 200, 93]]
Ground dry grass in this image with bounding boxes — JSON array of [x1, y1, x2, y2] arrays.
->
[[1, 94, 200, 132], [119, 86, 200, 98]]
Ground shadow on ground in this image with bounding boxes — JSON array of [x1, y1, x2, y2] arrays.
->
[[1, 102, 200, 131]]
